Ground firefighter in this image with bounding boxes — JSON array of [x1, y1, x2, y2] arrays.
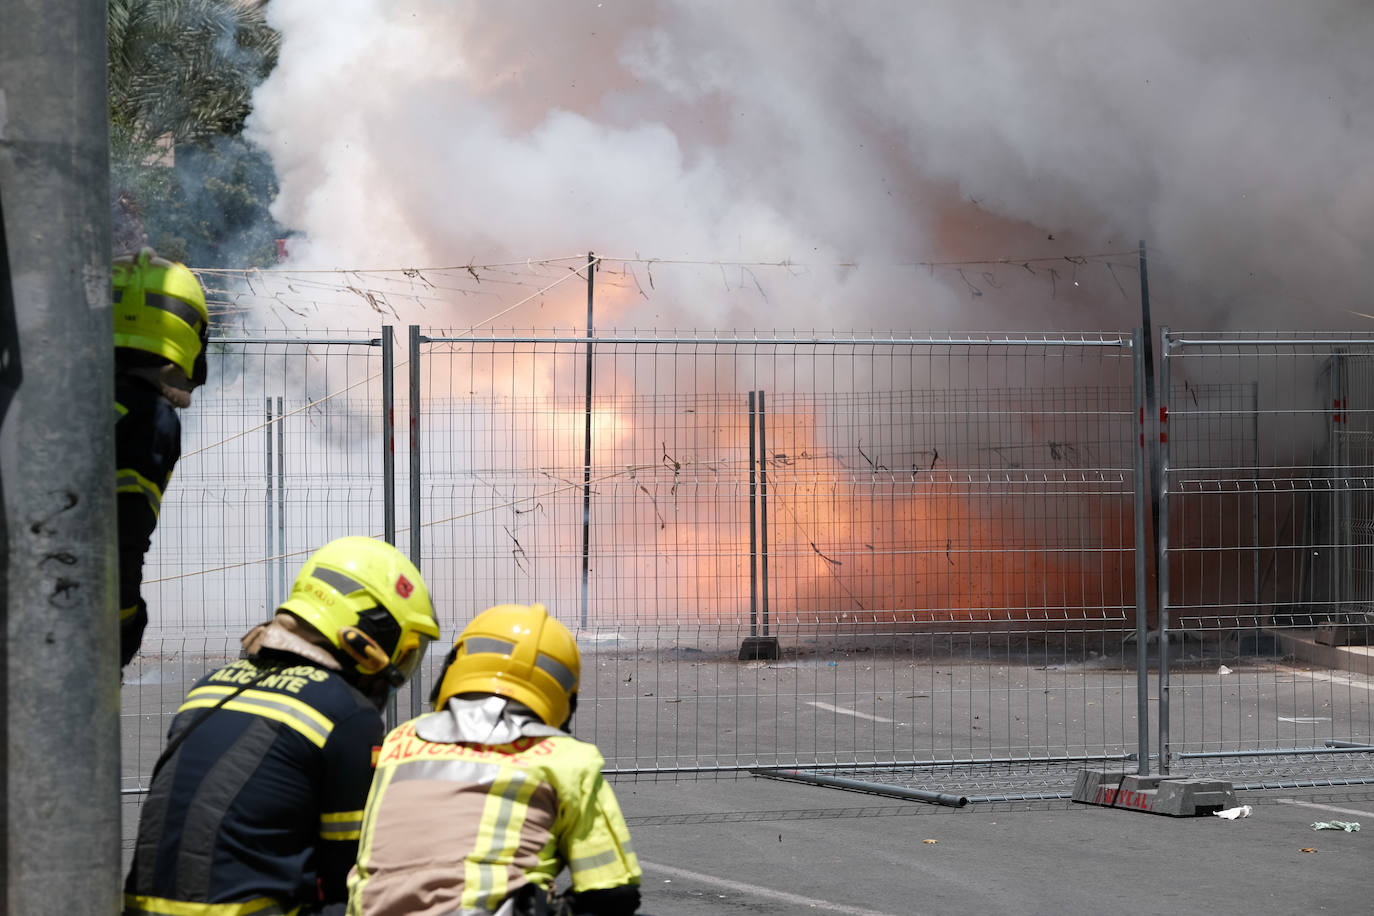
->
[[124, 536, 441, 916], [114, 247, 210, 667], [347, 603, 642, 916]]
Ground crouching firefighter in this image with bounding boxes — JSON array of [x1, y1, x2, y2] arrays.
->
[[114, 247, 210, 668], [124, 536, 441, 916], [347, 603, 643, 916]]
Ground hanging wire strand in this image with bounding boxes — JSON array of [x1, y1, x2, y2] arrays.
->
[[182, 265, 597, 459], [145, 460, 657, 582], [193, 251, 1137, 328]]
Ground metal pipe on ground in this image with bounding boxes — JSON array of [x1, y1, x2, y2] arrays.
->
[[751, 768, 970, 808]]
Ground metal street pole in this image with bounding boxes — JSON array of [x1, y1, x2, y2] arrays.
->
[[408, 325, 425, 718], [580, 253, 595, 629]]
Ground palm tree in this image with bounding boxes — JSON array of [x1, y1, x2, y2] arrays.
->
[[108, 0, 283, 267], [109, 0, 279, 145]]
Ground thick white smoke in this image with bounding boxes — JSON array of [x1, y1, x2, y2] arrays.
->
[[246, 0, 1374, 331]]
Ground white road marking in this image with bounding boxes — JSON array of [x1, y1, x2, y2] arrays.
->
[[1275, 798, 1374, 819], [807, 701, 894, 723], [1277, 716, 1332, 724], [641, 859, 906, 916], [1292, 670, 1374, 692]]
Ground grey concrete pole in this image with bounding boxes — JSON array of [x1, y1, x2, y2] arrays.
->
[[0, 0, 120, 912]]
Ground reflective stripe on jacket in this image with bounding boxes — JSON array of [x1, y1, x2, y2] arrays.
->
[[348, 713, 641, 915], [124, 654, 383, 914], [123, 893, 300, 915]]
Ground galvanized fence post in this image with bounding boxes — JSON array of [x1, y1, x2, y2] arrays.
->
[[1157, 326, 1173, 773], [748, 390, 758, 638], [381, 325, 398, 728], [265, 397, 275, 611], [382, 326, 396, 545], [1133, 328, 1151, 776], [408, 325, 426, 718], [277, 396, 286, 604], [580, 254, 596, 630]]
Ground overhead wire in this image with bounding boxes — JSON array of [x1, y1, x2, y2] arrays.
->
[[164, 248, 1138, 582], [181, 260, 599, 459]]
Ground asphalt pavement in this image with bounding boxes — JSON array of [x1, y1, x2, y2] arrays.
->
[[121, 645, 1373, 915], [614, 774, 1370, 916]]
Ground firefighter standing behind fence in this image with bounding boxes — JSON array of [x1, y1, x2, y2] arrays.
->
[[123, 536, 441, 916], [347, 603, 643, 916], [113, 247, 209, 668]]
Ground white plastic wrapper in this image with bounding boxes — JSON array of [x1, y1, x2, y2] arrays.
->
[[1214, 805, 1253, 819]]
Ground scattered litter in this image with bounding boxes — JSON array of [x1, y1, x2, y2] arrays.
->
[[1311, 821, 1360, 832], [1300, 847, 1318, 853], [1218, 665, 1233, 675], [923, 839, 938, 845], [1214, 805, 1252, 820]]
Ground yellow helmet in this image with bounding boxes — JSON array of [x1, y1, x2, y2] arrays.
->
[[113, 247, 209, 381], [279, 536, 439, 687], [433, 603, 580, 727]]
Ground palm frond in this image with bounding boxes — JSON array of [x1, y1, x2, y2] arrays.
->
[[109, 0, 279, 144]]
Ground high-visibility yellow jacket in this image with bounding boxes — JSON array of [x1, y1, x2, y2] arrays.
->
[[347, 708, 641, 915]]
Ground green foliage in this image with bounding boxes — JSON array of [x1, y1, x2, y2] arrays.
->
[[109, 0, 278, 144], [113, 132, 285, 269], [109, 0, 284, 269]]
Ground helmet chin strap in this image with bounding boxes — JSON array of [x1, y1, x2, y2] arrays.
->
[[338, 626, 406, 687]]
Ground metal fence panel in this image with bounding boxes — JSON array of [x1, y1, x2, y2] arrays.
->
[[118, 325, 1374, 841], [415, 333, 1142, 773], [121, 332, 392, 829], [1159, 331, 1374, 779]]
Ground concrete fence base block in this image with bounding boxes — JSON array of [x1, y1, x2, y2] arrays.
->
[[1072, 769, 1236, 817], [738, 636, 781, 660]]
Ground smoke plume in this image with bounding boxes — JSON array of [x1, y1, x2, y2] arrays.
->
[[245, 1, 1374, 330]]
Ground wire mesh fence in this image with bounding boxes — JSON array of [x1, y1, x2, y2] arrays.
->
[[411, 331, 1143, 771], [121, 331, 393, 826], [1157, 331, 1374, 769], [121, 326, 1374, 843]]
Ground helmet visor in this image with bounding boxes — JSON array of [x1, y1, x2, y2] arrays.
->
[[393, 633, 433, 684]]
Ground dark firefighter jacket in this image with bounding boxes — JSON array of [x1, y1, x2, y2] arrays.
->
[[116, 372, 182, 667], [124, 652, 384, 916]]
